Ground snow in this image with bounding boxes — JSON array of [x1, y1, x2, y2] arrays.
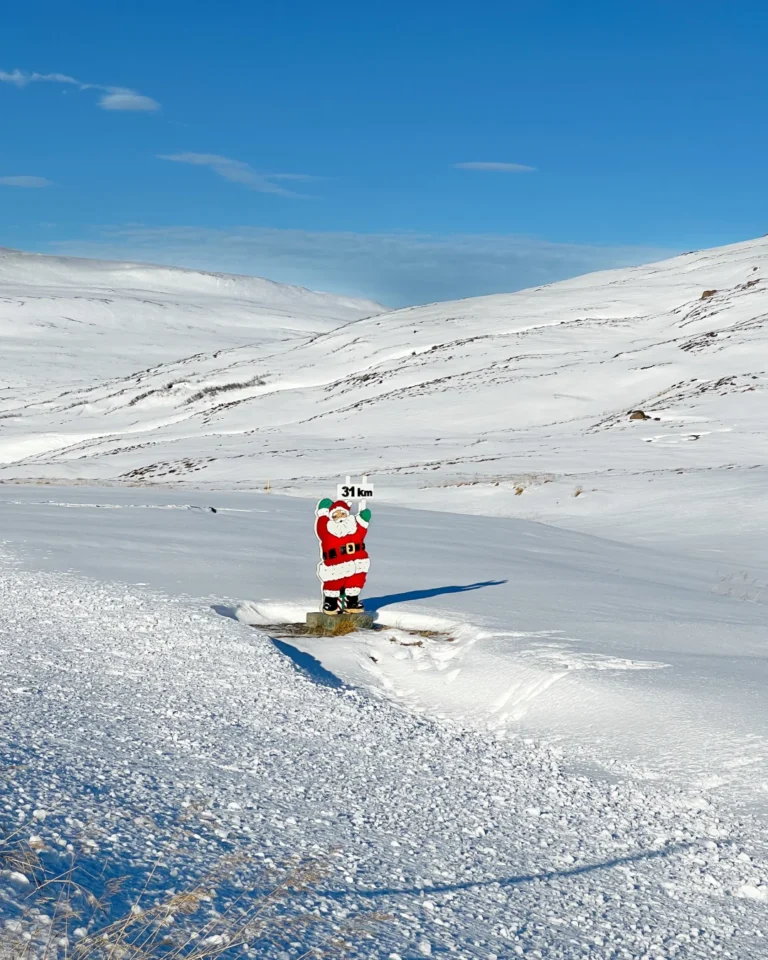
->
[[1, 240, 768, 955], [0, 246, 383, 393], [0, 237, 764, 564], [1, 485, 764, 815], [1, 503, 768, 958]]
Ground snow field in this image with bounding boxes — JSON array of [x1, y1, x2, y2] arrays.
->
[[1, 559, 768, 958], [1, 233, 768, 958], [0, 246, 382, 395], [0, 237, 766, 559], [1, 487, 767, 815]]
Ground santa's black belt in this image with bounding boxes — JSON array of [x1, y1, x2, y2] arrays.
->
[[323, 542, 365, 560]]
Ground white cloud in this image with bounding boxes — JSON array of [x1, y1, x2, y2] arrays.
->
[[0, 69, 80, 88], [0, 68, 159, 112], [455, 161, 536, 173], [48, 225, 675, 307], [158, 153, 315, 197], [99, 90, 160, 112], [0, 175, 52, 187]]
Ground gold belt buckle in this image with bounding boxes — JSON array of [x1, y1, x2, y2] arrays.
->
[[345, 543, 356, 555]]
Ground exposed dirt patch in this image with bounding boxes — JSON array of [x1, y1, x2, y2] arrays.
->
[[256, 622, 454, 642]]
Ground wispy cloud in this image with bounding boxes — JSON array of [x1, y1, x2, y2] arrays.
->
[[158, 153, 316, 197], [48, 225, 675, 306], [0, 175, 52, 187], [0, 68, 160, 112], [0, 70, 79, 88], [99, 90, 159, 112], [455, 161, 536, 173]]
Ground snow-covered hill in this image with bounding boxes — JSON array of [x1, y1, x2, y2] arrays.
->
[[3, 229, 768, 957], [1, 237, 766, 553], [0, 247, 383, 392]]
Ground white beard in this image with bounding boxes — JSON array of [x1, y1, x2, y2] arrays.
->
[[327, 514, 357, 538]]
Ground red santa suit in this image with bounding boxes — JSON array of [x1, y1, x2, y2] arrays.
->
[[315, 500, 370, 597]]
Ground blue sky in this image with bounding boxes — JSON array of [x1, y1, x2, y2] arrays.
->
[[1, 0, 766, 305]]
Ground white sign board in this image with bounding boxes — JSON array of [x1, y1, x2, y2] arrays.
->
[[336, 482, 374, 501]]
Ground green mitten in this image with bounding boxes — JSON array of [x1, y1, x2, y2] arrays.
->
[[318, 498, 333, 510], [359, 508, 372, 522]]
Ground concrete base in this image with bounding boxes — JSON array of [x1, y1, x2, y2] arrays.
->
[[306, 610, 375, 632]]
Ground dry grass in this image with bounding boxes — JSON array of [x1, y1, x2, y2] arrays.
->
[[307, 618, 362, 638], [1, 821, 385, 960], [712, 571, 768, 605], [285, 618, 365, 638], [257, 621, 363, 639], [266, 616, 374, 638], [388, 630, 453, 645], [186, 378, 265, 406]]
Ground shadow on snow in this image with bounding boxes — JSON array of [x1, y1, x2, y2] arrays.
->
[[210, 584, 507, 691], [324, 844, 692, 900], [271, 638, 344, 689], [364, 579, 507, 611], [211, 603, 238, 620], [209, 605, 344, 688], [211, 580, 507, 625]]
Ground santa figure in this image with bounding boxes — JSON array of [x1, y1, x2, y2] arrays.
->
[[315, 498, 371, 613]]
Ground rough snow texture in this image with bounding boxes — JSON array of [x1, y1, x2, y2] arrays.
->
[[1, 487, 767, 818], [2, 557, 768, 959], [0, 238, 766, 557], [2, 240, 768, 955]]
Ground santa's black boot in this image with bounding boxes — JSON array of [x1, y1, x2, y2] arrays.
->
[[345, 594, 364, 612], [322, 596, 339, 615]]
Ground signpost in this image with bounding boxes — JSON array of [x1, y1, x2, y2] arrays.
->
[[308, 473, 375, 630], [336, 474, 374, 509]]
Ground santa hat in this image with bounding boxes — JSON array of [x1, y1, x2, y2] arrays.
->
[[329, 500, 351, 514]]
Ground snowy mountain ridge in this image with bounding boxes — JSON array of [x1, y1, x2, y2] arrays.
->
[[0, 246, 383, 392], [2, 240, 768, 957], [0, 236, 766, 550]]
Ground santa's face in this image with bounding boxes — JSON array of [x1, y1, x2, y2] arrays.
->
[[327, 511, 357, 538]]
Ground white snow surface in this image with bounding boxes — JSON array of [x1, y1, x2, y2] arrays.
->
[[0, 246, 382, 393], [1, 487, 768, 956], [0, 237, 765, 560], [2, 240, 768, 954]]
